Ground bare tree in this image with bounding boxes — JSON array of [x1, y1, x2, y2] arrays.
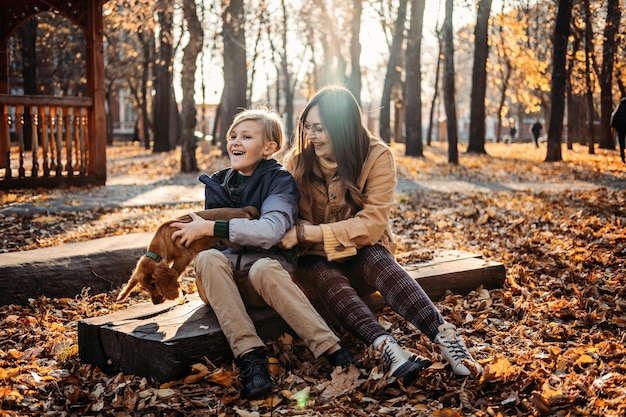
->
[[379, 0, 407, 144], [491, 6, 512, 145], [217, 0, 247, 155], [153, 0, 175, 153], [426, 25, 443, 147], [137, 30, 155, 150], [279, 0, 295, 135], [566, 26, 582, 149], [347, 0, 363, 104], [180, 0, 203, 172], [583, 0, 594, 155], [599, 0, 620, 150], [545, 0, 573, 162], [443, 0, 458, 164], [467, 0, 492, 154], [104, 0, 156, 149], [404, 0, 425, 156]]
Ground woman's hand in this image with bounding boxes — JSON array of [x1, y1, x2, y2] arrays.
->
[[171, 212, 214, 248], [280, 226, 299, 249]]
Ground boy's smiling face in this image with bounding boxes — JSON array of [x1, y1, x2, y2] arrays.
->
[[227, 120, 277, 176]]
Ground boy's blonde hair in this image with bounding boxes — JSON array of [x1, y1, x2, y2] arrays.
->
[[227, 107, 285, 152]]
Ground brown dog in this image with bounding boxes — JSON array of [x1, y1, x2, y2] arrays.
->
[[117, 206, 259, 304]]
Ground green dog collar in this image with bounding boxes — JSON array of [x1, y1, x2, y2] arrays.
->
[[144, 251, 163, 262]]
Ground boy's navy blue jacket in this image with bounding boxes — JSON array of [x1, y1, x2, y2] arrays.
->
[[198, 158, 299, 272]]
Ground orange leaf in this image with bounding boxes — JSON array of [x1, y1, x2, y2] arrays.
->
[[209, 370, 234, 387]]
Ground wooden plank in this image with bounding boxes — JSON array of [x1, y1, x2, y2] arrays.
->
[[78, 251, 506, 383], [398, 249, 483, 265], [406, 256, 506, 299], [0, 233, 152, 305], [78, 295, 288, 383], [363, 256, 506, 312], [0, 94, 93, 107]]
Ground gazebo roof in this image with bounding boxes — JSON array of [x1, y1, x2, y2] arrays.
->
[[0, 0, 109, 43]]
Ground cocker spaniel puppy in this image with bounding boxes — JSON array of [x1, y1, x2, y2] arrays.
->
[[117, 206, 259, 304]]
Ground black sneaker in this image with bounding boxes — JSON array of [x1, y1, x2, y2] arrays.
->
[[327, 348, 357, 367], [238, 350, 273, 399]]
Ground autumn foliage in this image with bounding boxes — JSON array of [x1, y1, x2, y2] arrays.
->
[[1, 143, 625, 416]]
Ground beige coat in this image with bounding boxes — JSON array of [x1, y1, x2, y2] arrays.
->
[[285, 137, 398, 260]]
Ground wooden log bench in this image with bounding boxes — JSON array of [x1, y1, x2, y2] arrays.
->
[[78, 250, 505, 384], [0, 232, 153, 306]]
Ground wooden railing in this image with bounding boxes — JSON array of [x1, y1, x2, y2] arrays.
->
[[0, 95, 101, 189]]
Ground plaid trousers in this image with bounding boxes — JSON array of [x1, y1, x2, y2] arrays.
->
[[297, 244, 444, 345]]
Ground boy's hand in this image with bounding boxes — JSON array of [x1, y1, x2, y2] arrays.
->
[[171, 212, 215, 248], [279, 226, 298, 249]]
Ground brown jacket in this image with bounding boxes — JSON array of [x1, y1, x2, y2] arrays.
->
[[284, 137, 397, 260]]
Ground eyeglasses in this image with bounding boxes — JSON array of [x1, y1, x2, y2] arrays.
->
[[302, 122, 325, 138]]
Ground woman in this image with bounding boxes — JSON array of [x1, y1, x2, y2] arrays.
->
[[280, 86, 483, 383]]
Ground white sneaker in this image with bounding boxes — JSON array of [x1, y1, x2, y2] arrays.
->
[[435, 323, 483, 377], [374, 335, 431, 383]]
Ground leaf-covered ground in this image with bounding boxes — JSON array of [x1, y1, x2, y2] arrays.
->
[[1, 141, 625, 416]]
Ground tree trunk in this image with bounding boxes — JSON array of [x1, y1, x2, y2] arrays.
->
[[495, 61, 511, 144], [140, 29, 153, 150], [599, 0, 620, 150], [404, 0, 426, 157], [583, 0, 594, 155], [426, 29, 443, 147], [443, 0, 458, 164], [217, 0, 247, 155], [347, 0, 362, 105], [180, 0, 203, 173], [566, 30, 581, 149], [379, 0, 407, 144], [545, 0, 572, 162], [153, 0, 174, 153], [280, 0, 295, 137], [467, 0, 492, 154]]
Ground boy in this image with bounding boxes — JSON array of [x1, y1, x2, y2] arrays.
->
[[171, 108, 353, 399]]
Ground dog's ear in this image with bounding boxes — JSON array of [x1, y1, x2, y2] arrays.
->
[[117, 275, 140, 301], [152, 263, 182, 303]]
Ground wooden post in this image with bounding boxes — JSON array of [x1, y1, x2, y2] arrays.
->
[[64, 107, 73, 176], [16, 105, 25, 178], [0, 41, 7, 171], [1, 103, 10, 177], [40, 106, 50, 177], [30, 106, 39, 177], [54, 107, 63, 176], [85, 0, 107, 184]]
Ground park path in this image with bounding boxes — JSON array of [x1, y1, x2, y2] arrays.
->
[[0, 172, 614, 216]]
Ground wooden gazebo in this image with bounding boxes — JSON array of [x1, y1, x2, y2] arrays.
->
[[0, 0, 108, 189]]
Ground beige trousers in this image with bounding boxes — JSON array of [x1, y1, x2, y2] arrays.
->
[[194, 249, 340, 359]]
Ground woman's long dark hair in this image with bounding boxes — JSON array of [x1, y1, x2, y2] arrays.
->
[[288, 85, 372, 209]]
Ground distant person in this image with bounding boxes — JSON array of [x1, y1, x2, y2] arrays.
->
[[611, 96, 626, 163], [509, 125, 517, 143], [530, 119, 542, 148]]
